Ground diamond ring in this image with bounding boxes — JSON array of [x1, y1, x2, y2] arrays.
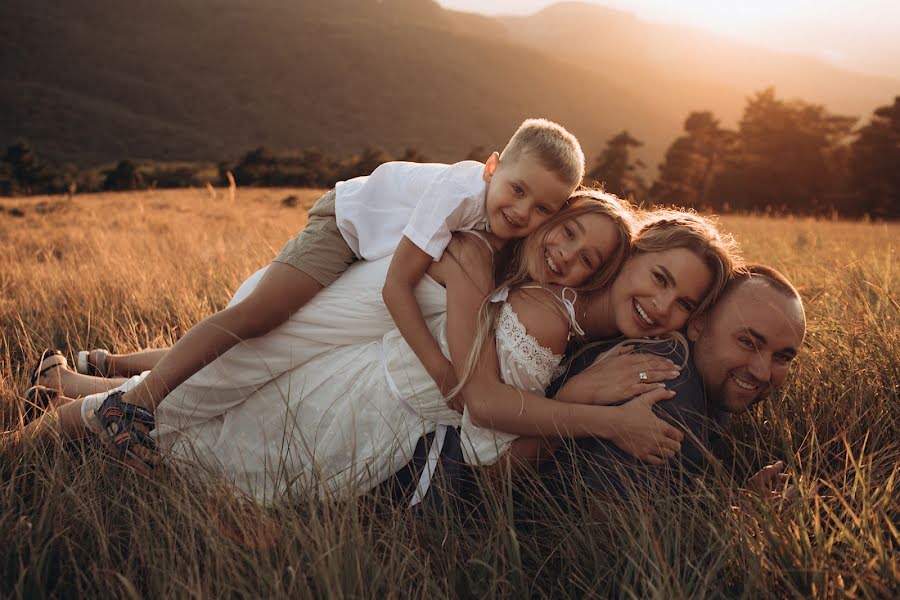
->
[[638, 371, 648, 382]]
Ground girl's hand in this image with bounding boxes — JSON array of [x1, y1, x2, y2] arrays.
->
[[605, 387, 683, 464], [581, 345, 681, 406]]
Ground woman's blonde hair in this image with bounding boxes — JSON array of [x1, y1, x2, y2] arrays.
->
[[631, 208, 740, 317], [448, 190, 635, 401], [562, 208, 741, 380]]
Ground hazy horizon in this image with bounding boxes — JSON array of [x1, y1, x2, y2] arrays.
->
[[437, 0, 900, 81]]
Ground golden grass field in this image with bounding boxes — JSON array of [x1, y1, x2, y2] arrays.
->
[[1, 188, 897, 598]]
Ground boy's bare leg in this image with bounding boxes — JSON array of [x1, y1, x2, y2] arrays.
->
[[122, 263, 324, 411], [105, 348, 170, 377]]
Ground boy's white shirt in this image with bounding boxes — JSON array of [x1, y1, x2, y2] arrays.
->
[[334, 160, 489, 261]]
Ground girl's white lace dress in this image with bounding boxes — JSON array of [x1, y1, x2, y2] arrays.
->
[[81, 255, 565, 502]]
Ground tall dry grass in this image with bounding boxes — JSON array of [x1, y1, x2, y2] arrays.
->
[[1, 189, 897, 598]]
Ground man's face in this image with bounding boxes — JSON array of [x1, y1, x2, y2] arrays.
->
[[688, 279, 806, 413]]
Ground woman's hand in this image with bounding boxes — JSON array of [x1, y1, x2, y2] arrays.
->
[[579, 345, 681, 405], [604, 387, 683, 464]]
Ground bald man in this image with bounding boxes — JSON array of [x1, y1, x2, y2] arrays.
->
[[544, 263, 806, 496]]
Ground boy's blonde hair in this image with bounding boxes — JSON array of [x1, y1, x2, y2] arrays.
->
[[500, 118, 585, 187], [448, 192, 635, 402], [632, 208, 741, 317]]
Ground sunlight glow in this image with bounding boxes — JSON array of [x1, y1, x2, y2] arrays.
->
[[437, 0, 900, 79]]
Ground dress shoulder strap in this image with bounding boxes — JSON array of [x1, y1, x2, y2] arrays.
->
[[518, 285, 586, 337]]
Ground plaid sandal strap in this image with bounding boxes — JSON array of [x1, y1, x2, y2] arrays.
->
[[96, 391, 158, 465], [121, 403, 156, 429]]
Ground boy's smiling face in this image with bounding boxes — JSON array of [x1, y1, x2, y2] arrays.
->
[[482, 152, 575, 240]]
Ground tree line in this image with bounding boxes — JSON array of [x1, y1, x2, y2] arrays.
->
[[2, 89, 898, 219]]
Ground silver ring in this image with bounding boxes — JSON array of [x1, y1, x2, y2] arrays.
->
[[638, 371, 648, 382]]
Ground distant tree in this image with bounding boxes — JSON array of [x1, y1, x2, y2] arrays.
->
[[849, 96, 900, 219], [104, 160, 143, 191], [231, 147, 279, 187], [587, 130, 647, 201], [2, 140, 52, 195], [296, 148, 339, 187], [399, 147, 429, 163], [713, 88, 856, 214], [339, 145, 392, 180], [650, 112, 737, 210], [0, 161, 15, 196], [464, 146, 487, 161]]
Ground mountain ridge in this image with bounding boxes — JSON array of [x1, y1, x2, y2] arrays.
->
[[1, 0, 895, 171]]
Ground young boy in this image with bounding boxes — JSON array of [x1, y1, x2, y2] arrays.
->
[[89, 118, 585, 464]]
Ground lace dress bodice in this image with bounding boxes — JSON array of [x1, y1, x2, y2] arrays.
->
[[459, 295, 570, 465]]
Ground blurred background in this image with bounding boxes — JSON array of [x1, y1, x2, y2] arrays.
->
[[1, 0, 897, 217]]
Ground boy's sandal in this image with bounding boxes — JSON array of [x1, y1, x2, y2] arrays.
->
[[23, 385, 60, 424], [30, 349, 68, 387], [77, 349, 110, 376], [95, 390, 158, 470]]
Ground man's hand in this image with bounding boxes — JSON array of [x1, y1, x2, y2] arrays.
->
[[746, 460, 797, 503]]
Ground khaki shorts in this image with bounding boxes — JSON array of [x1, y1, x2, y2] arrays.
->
[[274, 189, 358, 287]]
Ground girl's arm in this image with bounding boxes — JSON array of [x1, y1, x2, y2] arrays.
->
[[121, 262, 323, 411], [440, 238, 684, 464], [384, 237, 458, 397]]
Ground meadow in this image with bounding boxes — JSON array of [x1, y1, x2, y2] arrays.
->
[[0, 188, 897, 598]]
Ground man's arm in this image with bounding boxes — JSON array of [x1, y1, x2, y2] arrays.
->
[[384, 236, 458, 398]]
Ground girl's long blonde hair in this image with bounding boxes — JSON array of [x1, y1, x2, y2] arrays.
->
[[448, 190, 635, 401]]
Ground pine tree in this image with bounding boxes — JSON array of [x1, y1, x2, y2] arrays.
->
[[650, 112, 737, 210], [849, 96, 900, 218], [587, 131, 646, 201]]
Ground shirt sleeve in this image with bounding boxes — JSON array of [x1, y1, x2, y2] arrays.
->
[[402, 164, 484, 260]]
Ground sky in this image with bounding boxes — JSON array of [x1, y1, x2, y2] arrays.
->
[[436, 0, 900, 80]]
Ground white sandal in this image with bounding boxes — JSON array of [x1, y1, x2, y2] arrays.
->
[[76, 349, 109, 376]]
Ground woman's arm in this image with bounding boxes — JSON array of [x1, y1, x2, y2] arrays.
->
[[440, 238, 683, 464], [554, 346, 679, 406]]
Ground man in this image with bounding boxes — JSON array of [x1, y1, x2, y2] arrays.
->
[[546, 263, 807, 498], [387, 264, 806, 507]]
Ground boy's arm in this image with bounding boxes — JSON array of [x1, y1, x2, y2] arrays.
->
[[384, 236, 458, 398]]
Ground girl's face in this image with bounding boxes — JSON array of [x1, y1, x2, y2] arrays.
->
[[524, 212, 621, 288], [609, 247, 713, 338]]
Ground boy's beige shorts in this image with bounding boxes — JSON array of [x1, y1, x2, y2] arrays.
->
[[274, 189, 358, 286]]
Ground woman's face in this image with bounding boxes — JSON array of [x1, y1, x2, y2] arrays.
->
[[524, 212, 622, 288], [609, 247, 713, 338]]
